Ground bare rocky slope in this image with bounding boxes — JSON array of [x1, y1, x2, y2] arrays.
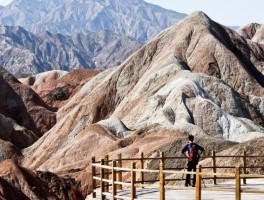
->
[[0, 68, 56, 149], [237, 23, 264, 44], [11, 12, 263, 197], [0, 159, 83, 200], [20, 69, 101, 109], [0, 0, 186, 42], [0, 68, 104, 199], [0, 26, 143, 74]]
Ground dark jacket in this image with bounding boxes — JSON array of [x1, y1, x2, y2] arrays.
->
[[181, 143, 204, 162]]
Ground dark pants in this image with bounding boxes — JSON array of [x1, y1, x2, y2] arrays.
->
[[185, 161, 197, 186]]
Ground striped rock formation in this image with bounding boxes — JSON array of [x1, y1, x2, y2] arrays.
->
[[18, 12, 264, 196]]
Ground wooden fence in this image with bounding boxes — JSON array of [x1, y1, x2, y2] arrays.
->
[[91, 151, 264, 200]]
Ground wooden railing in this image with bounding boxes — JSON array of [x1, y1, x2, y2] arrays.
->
[[91, 151, 264, 200]]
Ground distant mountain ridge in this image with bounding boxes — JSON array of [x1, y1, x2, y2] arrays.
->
[[0, 26, 143, 74], [229, 26, 239, 30], [0, 0, 186, 42]]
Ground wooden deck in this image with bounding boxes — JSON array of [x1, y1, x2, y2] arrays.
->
[[87, 179, 264, 200]]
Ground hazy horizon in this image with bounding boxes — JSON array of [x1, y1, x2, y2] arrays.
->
[[0, 0, 264, 26], [145, 0, 263, 26]]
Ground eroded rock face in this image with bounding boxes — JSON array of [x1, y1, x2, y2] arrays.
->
[[20, 12, 264, 197], [237, 23, 264, 44], [0, 68, 57, 148], [0, 140, 21, 162], [0, 71, 39, 148], [0, 114, 38, 148], [0, 159, 83, 200], [1, 68, 56, 136], [21, 69, 101, 109]]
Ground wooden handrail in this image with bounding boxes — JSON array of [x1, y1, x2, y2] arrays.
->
[[241, 190, 264, 194], [92, 163, 112, 169], [114, 181, 130, 186], [163, 170, 196, 175], [202, 187, 235, 192], [200, 172, 234, 176], [92, 164, 264, 170], [91, 152, 264, 200], [240, 174, 264, 178], [109, 155, 264, 161]]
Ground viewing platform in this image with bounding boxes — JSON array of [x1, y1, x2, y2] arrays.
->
[[88, 152, 264, 200]]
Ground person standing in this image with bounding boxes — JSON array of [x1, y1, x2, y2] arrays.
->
[[181, 135, 204, 187]]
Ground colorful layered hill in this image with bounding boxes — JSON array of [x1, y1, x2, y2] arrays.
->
[[0, 12, 263, 198], [20, 12, 264, 196]]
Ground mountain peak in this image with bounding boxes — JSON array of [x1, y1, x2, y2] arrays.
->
[[190, 11, 209, 18], [186, 11, 211, 24], [0, 0, 186, 42]]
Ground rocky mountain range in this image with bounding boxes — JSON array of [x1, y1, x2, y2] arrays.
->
[[0, 11, 264, 199], [0, 0, 186, 42], [237, 23, 264, 44], [0, 26, 143, 74]]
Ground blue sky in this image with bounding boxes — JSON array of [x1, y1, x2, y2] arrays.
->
[[0, 0, 263, 26], [145, 0, 264, 26]]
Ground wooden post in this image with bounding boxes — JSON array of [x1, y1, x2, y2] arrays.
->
[[140, 152, 144, 186], [159, 161, 165, 200], [235, 167, 241, 200], [117, 153, 123, 190], [104, 155, 109, 192], [212, 150, 217, 185], [131, 162, 136, 200], [112, 160, 117, 200], [196, 165, 201, 200], [92, 156, 96, 198], [243, 151, 247, 184], [161, 152, 165, 169], [100, 159, 105, 200]]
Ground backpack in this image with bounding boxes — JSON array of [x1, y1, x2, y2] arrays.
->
[[189, 143, 199, 163]]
